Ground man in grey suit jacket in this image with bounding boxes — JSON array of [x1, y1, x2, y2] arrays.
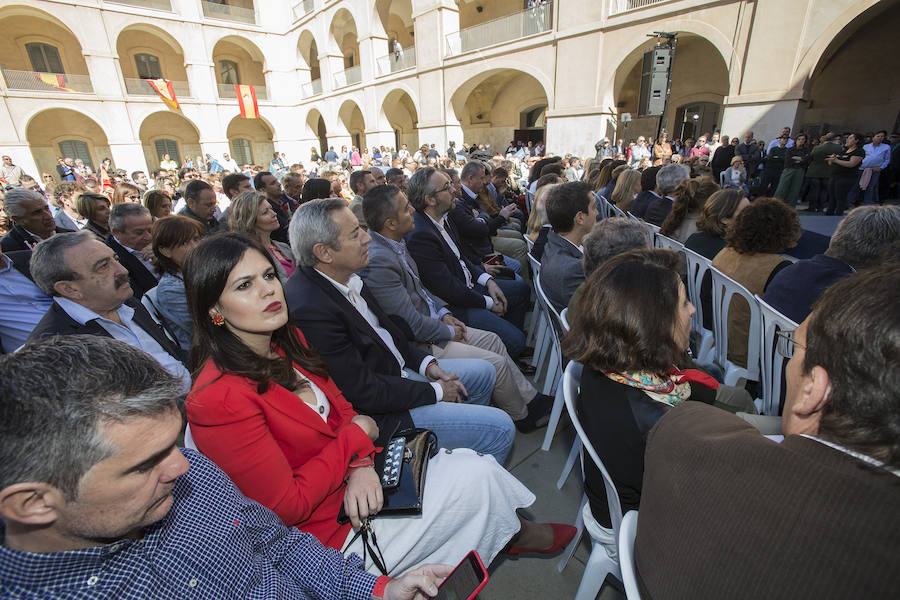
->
[[540, 181, 598, 313], [359, 185, 554, 433]]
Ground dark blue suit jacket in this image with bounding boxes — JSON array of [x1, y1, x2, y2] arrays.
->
[[405, 211, 489, 322], [283, 266, 436, 445]]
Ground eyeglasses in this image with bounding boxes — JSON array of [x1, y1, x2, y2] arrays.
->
[[433, 182, 451, 195], [775, 329, 806, 359]]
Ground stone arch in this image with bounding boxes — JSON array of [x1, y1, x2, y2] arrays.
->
[[0, 5, 90, 77], [297, 29, 321, 82], [449, 68, 550, 150], [374, 0, 414, 54], [26, 108, 111, 177], [380, 88, 420, 150], [338, 99, 367, 152], [226, 116, 274, 168], [115, 23, 188, 86], [798, 0, 900, 133], [609, 34, 730, 141], [211, 35, 267, 92], [305, 108, 328, 157], [328, 7, 360, 68], [138, 111, 201, 171]]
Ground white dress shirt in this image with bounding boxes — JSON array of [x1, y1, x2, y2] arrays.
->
[[114, 237, 161, 280], [425, 213, 494, 309]]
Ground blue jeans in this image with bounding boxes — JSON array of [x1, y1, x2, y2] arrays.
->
[[404, 358, 496, 406], [487, 278, 529, 329], [503, 256, 522, 276], [408, 401, 515, 466]]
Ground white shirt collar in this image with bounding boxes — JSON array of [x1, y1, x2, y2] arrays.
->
[[316, 269, 362, 300]]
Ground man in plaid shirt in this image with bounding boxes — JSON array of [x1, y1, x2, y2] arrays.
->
[[0, 336, 450, 599]]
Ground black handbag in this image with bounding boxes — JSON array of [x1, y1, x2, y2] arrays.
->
[[338, 428, 437, 524]]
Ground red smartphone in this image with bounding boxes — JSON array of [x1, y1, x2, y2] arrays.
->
[[484, 254, 504, 266], [434, 550, 488, 600]]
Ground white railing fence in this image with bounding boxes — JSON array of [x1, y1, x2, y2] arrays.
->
[[446, 1, 552, 56]]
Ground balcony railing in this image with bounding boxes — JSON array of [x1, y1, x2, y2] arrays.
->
[[376, 45, 416, 76], [609, 0, 669, 15], [292, 0, 315, 20], [124, 78, 191, 97], [105, 0, 172, 10], [332, 65, 361, 89], [217, 83, 268, 100], [301, 78, 322, 98], [1, 69, 94, 93], [446, 1, 552, 56], [201, 1, 255, 24]]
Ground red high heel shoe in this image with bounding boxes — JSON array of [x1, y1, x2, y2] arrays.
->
[[505, 523, 578, 557]]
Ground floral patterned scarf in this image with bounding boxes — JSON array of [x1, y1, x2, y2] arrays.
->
[[605, 368, 720, 407]]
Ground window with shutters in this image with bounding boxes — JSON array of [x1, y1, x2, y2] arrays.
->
[[154, 139, 180, 166], [135, 53, 162, 80], [231, 138, 253, 166], [26, 43, 64, 74], [219, 60, 240, 85], [58, 140, 93, 171]]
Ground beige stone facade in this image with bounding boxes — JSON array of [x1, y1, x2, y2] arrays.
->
[[0, 0, 896, 179]]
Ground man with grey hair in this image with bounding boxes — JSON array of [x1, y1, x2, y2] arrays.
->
[[644, 164, 691, 226], [283, 198, 515, 461], [1, 188, 72, 252], [0, 336, 453, 599], [764, 204, 900, 322], [107, 202, 158, 299], [567, 217, 650, 315], [26, 231, 190, 393]]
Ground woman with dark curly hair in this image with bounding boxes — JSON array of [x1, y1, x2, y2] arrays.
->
[[659, 177, 720, 242], [562, 248, 724, 526], [712, 197, 801, 368]]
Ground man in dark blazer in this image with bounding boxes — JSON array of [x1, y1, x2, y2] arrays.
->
[[283, 198, 513, 462], [634, 265, 900, 599], [253, 171, 290, 243], [1, 188, 73, 252], [107, 202, 159, 299], [405, 167, 530, 360], [26, 231, 190, 394], [540, 181, 597, 313]]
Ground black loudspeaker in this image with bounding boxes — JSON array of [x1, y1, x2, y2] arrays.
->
[[638, 47, 672, 117]]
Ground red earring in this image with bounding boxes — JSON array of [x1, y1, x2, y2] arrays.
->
[[211, 314, 225, 326]]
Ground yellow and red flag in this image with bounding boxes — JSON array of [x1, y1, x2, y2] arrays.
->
[[147, 79, 179, 110], [236, 84, 259, 119], [34, 73, 78, 93]]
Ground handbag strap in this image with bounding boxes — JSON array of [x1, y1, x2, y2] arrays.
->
[[342, 518, 390, 576]]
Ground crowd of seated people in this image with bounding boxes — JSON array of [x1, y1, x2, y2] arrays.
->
[[1, 130, 899, 599]]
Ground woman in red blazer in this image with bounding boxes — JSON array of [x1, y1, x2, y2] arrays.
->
[[183, 233, 575, 573]]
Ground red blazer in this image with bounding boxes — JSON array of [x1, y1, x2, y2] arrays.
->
[[186, 332, 375, 550]]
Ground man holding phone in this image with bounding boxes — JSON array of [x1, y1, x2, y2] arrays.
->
[[0, 336, 454, 600]]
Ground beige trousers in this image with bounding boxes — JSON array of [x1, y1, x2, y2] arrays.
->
[[432, 326, 535, 420]]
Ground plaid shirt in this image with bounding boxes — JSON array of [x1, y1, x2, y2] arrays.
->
[[0, 449, 378, 599]]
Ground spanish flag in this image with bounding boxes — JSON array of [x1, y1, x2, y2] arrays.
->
[[147, 79, 179, 110], [35, 73, 78, 93], [236, 84, 259, 119]]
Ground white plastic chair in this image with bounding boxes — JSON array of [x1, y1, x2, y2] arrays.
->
[[526, 189, 535, 213], [683, 247, 715, 364], [559, 307, 570, 332], [609, 203, 627, 218], [644, 222, 660, 247], [710, 267, 761, 386], [560, 361, 623, 599], [756, 295, 798, 416], [141, 286, 163, 324], [534, 272, 566, 451], [527, 252, 551, 372], [523, 237, 539, 345], [653, 232, 684, 252], [618, 511, 641, 600], [184, 423, 199, 451]]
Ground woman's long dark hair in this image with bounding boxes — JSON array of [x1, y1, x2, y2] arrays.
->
[[183, 232, 327, 393], [301, 178, 333, 204]]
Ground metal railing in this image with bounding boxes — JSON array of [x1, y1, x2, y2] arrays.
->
[[201, 1, 255, 24], [217, 83, 268, 100], [446, 1, 552, 56], [104, 0, 172, 10], [332, 65, 361, 89], [301, 78, 322, 98], [609, 0, 668, 15], [1, 69, 94, 93], [124, 78, 191, 97], [292, 0, 315, 20], [376, 45, 416, 76]]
